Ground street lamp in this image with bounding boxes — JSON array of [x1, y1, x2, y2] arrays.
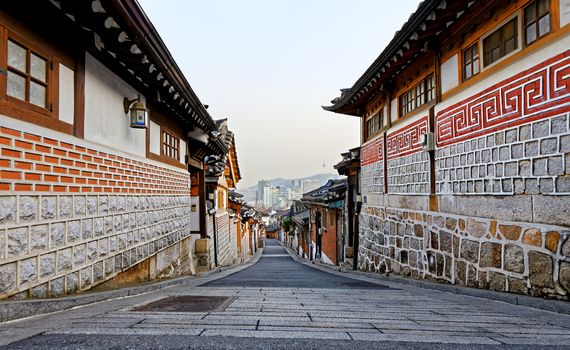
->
[[123, 95, 149, 129]]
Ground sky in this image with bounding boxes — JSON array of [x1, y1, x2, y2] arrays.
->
[[138, 0, 421, 189]]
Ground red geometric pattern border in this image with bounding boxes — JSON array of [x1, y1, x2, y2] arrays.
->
[[386, 117, 428, 160], [436, 50, 570, 147], [361, 136, 384, 166]]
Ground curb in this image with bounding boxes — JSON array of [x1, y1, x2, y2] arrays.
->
[[278, 240, 570, 316], [0, 248, 264, 324]]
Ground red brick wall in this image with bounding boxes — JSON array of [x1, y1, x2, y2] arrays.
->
[[0, 126, 190, 194], [310, 205, 341, 265]]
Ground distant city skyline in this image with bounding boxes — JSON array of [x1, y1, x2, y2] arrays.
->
[[138, 0, 422, 188]]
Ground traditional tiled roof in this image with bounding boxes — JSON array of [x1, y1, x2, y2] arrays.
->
[[301, 179, 347, 204], [229, 190, 244, 204], [48, 0, 227, 155], [334, 147, 360, 175], [291, 210, 309, 227], [323, 0, 477, 116], [266, 223, 280, 232]]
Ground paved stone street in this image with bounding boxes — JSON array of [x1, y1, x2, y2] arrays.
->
[[1, 240, 570, 349]]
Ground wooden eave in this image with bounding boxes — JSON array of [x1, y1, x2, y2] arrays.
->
[[49, 0, 228, 156], [322, 0, 478, 116]]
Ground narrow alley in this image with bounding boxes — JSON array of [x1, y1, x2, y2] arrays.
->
[[1, 240, 569, 349]]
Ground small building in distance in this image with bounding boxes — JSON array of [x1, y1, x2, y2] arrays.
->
[[301, 179, 348, 265]]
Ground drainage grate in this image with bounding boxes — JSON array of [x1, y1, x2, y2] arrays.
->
[[131, 296, 234, 312], [340, 281, 393, 289]]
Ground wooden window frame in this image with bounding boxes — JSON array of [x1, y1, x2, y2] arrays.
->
[[482, 15, 520, 68], [161, 128, 180, 161], [523, 0, 551, 46], [398, 74, 435, 118], [462, 43, 480, 81], [365, 109, 383, 140], [0, 26, 70, 132], [6, 37, 51, 110]]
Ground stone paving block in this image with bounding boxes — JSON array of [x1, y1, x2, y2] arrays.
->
[[349, 332, 501, 344], [492, 336, 570, 345], [201, 329, 351, 340], [48, 328, 203, 336]]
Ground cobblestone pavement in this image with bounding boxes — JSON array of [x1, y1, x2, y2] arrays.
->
[[1, 240, 570, 349]]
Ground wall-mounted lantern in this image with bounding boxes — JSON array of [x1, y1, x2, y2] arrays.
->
[[123, 95, 149, 129]]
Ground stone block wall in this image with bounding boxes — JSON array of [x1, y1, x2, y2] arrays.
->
[[360, 137, 384, 195], [360, 162, 384, 196], [436, 116, 569, 195], [0, 125, 193, 299], [216, 212, 234, 267], [386, 117, 430, 194], [359, 206, 570, 298], [387, 152, 430, 194], [357, 50, 570, 299], [206, 212, 238, 268]]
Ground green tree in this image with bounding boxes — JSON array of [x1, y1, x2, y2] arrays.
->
[[282, 217, 292, 233]]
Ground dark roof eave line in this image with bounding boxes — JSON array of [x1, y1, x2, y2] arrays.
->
[[324, 0, 443, 113], [109, 0, 218, 131]]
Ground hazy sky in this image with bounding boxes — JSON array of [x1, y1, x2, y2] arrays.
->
[[138, 0, 421, 189]]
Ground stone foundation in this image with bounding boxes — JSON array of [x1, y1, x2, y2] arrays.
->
[[359, 205, 570, 299], [0, 194, 192, 299]]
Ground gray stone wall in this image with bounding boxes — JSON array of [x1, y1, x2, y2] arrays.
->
[[359, 206, 570, 299], [358, 113, 570, 299], [436, 115, 569, 195], [0, 194, 191, 299], [216, 213, 233, 267], [387, 152, 430, 194], [206, 213, 238, 268], [360, 162, 384, 195]]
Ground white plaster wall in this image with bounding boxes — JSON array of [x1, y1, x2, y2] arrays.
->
[[390, 98, 398, 123], [84, 53, 146, 158], [190, 196, 200, 231], [179, 139, 186, 164], [149, 120, 160, 155], [58, 63, 74, 125], [386, 109, 427, 135], [382, 105, 389, 127], [436, 34, 570, 112], [561, 0, 570, 27], [441, 54, 459, 94]]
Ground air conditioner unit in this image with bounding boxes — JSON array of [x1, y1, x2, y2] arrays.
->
[[418, 132, 435, 151], [318, 228, 325, 235]]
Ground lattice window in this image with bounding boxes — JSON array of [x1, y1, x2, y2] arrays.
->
[[6, 37, 50, 110], [162, 130, 179, 160], [462, 43, 480, 81], [399, 74, 435, 117], [483, 17, 519, 67], [524, 0, 550, 46]]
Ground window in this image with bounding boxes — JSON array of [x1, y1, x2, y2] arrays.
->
[[399, 75, 435, 117], [6, 38, 50, 109], [365, 109, 383, 139], [483, 17, 519, 67], [162, 130, 179, 159], [462, 43, 480, 80], [524, 0, 550, 45]]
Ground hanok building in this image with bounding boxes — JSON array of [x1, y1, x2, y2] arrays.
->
[[290, 200, 310, 258], [0, 0, 229, 299], [301, 179, 348, 265], [203, 119, 241, 268], [240, 204, 260, 256], [325, 0, 570, 298], [334, 147, 361, 270], [228, 190, 248, 262]]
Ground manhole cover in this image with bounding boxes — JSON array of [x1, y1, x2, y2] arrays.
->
[[340, 281, 393, 289], [131, 296, 234, 312]]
